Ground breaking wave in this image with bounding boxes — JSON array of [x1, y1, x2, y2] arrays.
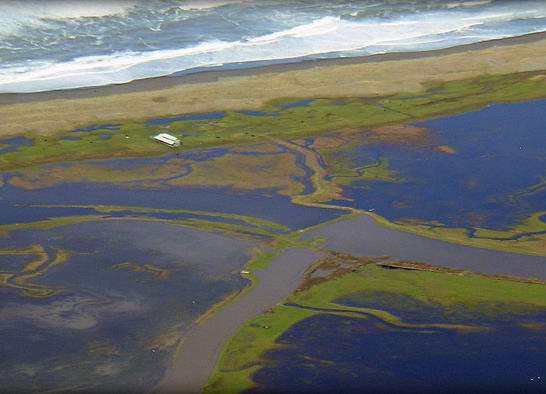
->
[[1, 0, 545, 93]]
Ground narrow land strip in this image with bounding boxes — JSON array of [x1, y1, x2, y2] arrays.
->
[[156, 213, 546, 393], [155, 247, 323, 394], [2, 33, 546, 137]]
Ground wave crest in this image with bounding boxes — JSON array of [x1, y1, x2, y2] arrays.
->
[[0, 0, 136, 37]]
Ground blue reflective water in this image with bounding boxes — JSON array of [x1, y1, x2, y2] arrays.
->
[[145, 111, 226, 125], [0, 220, 253, 392], [0, 136, 34, 154], [335, 289, 546, 325], [0, 182, 340, 230], [236, 110, 280, 117], [328, 99, 546, 231], [248, 310, 546, 393], [69, 123, 122, 133], [281, 99, 315, 108], [98, 132, 117, 140]]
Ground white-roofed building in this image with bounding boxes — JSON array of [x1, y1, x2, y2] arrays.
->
[[153, 133, 180, 147]]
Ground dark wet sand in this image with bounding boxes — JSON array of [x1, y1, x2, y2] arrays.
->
[[155, 247, 323, 394], [2, 31, 546, 106], [305, 214, 546, 280]]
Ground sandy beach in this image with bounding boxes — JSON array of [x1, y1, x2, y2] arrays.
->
[[1, 32, 546, 138]]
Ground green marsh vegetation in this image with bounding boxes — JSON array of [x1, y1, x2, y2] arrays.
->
[[0, 70, 545, 172], [0, 203, 328, 300], [2, 71, 546, 257], [1, 69, 545, 294], [2, 60, 545, 393], [205, 256, 546, 394]]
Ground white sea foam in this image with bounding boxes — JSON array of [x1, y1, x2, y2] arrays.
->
[[0, 0, 136, 37], [446, 1, 492, 9], [248, 16, 341, 43], [1, 0, 546, 93], [178, 0, 248, 11]]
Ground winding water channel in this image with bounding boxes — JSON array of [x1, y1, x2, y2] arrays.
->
[[156, 213, 546, 393]]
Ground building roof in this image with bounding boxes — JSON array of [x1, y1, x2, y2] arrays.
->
[[153, 133, 180, 146]]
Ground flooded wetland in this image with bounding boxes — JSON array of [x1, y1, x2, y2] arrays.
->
[[1, 74, 546, 392]]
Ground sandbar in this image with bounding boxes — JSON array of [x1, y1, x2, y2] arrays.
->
[[1, 32, 546, 137]]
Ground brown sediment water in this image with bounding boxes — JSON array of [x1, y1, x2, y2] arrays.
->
[[155, 247, 323, 394], [154, 214, 546, 393], [304, 214, 546, 280]]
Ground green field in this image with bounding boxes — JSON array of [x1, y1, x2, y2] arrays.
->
[[1, 71, 545, 171], [205, 256, 546, 393]]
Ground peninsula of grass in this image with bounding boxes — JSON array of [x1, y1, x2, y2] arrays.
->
[[204, 258, 546, 394], [367, 210, 546, 256], [1, 70, 545, 172], [29, 203, 290, 233], [328, 157, 402, 185]]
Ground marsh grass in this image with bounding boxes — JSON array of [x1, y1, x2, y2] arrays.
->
[[204, 262, 546, 393], [1, 71, 545, 172]]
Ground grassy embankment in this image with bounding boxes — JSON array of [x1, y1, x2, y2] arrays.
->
[[0, 70, 545, 172], [273, 125, 546, 255], [0, 207, 323, 252], [2, 72, 545, 256], [1, 71, 545, 269], [204, 257, 546, 393], [0, 204, 328, 300], [367, 211, 546, 256], [328, 157, 402, 186]]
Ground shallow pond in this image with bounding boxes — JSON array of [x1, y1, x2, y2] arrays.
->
[[0, 181, 338, 230], [0, 220, 253, 392], [0, 141, 341, 230], [325, 99, 546, 231], [247, 307, 546, 393]]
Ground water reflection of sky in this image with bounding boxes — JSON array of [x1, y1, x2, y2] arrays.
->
[[334, 99, 546, 230], [0, 220, 253, 392], [249, 311, 546, 393], [0, 182, 339, 230], [0, 136, 34, 154]]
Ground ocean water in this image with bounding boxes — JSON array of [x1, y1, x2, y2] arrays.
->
[[1, 0, 545, 93]]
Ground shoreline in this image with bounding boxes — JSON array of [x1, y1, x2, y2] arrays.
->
[[1, 31, 546, 137], [2, 31, 546, 106], [157, 213, 546, 393]]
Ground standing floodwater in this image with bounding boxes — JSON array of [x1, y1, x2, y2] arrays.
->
[[322, 99, 546, 232]]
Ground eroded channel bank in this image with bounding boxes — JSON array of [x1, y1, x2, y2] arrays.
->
[[305, 214, 546, 280], [156, 213, 545, 393]]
